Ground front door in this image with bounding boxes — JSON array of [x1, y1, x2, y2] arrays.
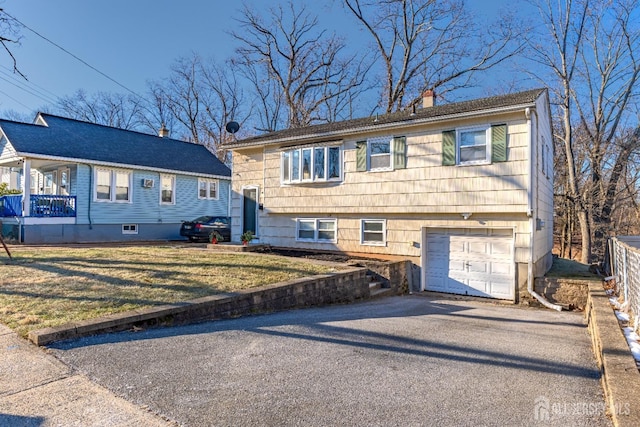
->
[[242, 187, 258, 236], [58, 168, 70, 195]]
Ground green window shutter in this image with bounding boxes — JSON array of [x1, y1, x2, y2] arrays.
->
[[442, 130, 456, 166], [491, 124, 507, 163], [393, 136, 407, 169], [356, 140, 367, 171]]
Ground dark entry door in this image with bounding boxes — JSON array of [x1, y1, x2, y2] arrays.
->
[[243, 188, 257, 235]]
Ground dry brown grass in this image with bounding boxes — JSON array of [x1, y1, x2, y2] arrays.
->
[[0, 245, 339, 337]]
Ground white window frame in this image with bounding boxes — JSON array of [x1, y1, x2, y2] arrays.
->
[[456, 125, 491, 166], [360, 219, 386, 246], [295, 218, 337, 243], [94, 168, 132, 203], [281, 145, 342, 184], [198, 178, 219, 200], [160, 174, 176, 205], [367, 136, 393, 172], [122, 224, 138, 234]]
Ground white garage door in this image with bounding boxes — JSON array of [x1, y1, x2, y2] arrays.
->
[[423, 228, 515, 300]]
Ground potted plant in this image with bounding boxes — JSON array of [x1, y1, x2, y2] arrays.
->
[[209, 230, 224, 244], [241, 230, 254, 246]]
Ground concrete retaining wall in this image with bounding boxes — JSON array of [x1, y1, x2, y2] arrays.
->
[[585, 282, 640, 426], [29, 267, 369, 346]]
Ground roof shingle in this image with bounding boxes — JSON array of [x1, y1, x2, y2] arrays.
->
[[227, 88, 546, 148], [0, 113, 231, 177]]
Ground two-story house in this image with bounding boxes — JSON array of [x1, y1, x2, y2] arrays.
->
[[225, 88, 554, 302], [0, 113, 231, 244]]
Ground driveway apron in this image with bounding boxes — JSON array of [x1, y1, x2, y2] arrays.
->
[[51, 295, 611, 426]]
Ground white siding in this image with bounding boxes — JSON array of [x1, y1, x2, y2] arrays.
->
[[0, 134, 17, 160]]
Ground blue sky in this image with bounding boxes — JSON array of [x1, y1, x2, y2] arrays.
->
[[0, 0, 514, 119]]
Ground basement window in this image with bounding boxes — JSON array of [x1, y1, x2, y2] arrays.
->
[[122, 224, 138, 234]]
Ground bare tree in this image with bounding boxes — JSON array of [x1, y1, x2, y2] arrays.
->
[[55, 89, 146, 130], [574, 0, 640, 259], [344, 0, 525, 113], [530, 0, 640, 262], [199, 59, 249, 159], [138, 80, 179, 137], [148, 54, 249, 158], [232, 1, 370, 131], [160, 54, 203, 143], [0, 7, 25, 78], [530, 0, 591, 262]]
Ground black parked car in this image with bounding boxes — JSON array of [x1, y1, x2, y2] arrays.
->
[[180, 216, 231, 242]]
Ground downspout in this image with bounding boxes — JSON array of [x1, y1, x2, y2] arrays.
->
[[87, 164, 93, 229], [526, 107, 562, 311]]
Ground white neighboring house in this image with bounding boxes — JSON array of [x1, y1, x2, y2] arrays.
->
[[225, 88, 554, 302]]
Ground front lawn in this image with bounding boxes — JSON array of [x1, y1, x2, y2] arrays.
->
[[0, 245, 339, 337]]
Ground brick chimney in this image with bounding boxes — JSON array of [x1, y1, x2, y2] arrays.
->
[[158, 123, 170, 138], [422, 89, 436, 108]]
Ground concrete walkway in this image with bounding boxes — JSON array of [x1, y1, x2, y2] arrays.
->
[[0, 324, 172, 426], [49, 295, 611, 426]]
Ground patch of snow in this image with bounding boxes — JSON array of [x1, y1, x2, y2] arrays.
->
[[610, 297, 623, 310], [622, 327, 640, 364], [615, 310, 630, 322]]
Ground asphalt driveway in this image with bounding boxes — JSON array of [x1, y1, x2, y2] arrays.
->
[[51, 295, 611, 426]]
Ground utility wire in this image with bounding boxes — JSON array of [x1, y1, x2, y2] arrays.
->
[[0, 64, 60, 101], [4, 11, 150, 105], [0, 88, 32, 110], [0, 70, 59, 105]]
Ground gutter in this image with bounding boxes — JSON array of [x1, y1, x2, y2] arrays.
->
[[525, 107, 562, 311], [13, 152, 231, 181]]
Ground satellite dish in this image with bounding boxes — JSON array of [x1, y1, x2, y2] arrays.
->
[[225, 121, 240, 134]]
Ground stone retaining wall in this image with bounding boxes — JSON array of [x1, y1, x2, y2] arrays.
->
[[29, 267, 369, 346], [350, 259, 411, 294]]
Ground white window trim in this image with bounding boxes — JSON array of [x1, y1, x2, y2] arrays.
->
[[198, 178, 219, 200], [456, 125, 492, 166], [295, 218, 337, 243], [281, 145, 342, 185], [367, 136, 393, 172], [122, 224, 138, 234], [159, 174, 176, 205], [93, 168, 132, 203], [360, 219, 386, 246]]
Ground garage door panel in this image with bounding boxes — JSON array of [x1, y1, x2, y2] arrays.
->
[[490, 261, 512, 275], [424, 228, 514, 300], [468, 241, 489, 256], [490, 242, 511, 256], [467, 261, 488, 273]]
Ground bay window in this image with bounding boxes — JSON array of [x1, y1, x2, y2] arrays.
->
[[282, 145, 341, 184]]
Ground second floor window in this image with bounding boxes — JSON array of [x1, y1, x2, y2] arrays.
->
[[356, 136, 406, 172], [442, 124, 507, 166], [282, 145, 341, 184]]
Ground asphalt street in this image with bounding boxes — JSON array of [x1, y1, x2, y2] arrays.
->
[[51, 295, 611, 426]]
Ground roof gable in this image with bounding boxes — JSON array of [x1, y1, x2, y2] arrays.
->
[[228, 88, 547, 148], [0, 114, 231, 178]]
